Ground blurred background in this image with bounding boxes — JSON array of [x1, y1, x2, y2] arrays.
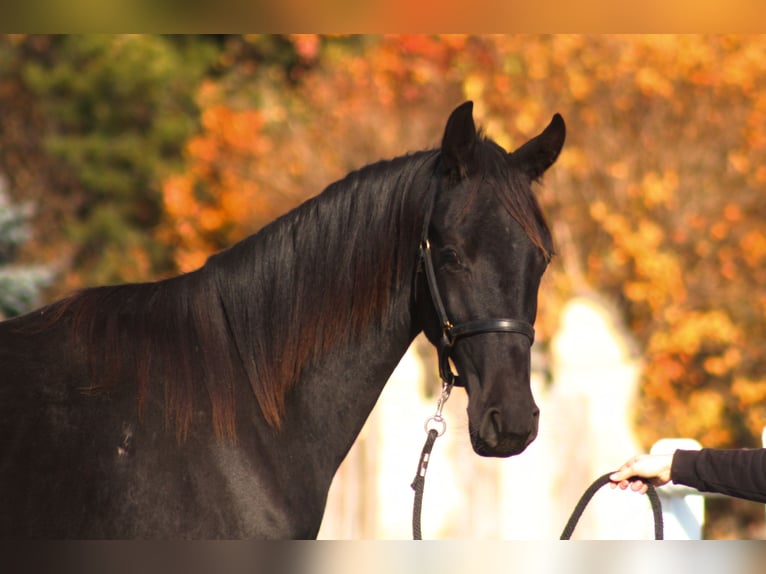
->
[[1, 34, 765, 539]]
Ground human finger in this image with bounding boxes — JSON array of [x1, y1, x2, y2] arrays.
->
[[629, 480, 648, 494], [609, 456, 642, 483]]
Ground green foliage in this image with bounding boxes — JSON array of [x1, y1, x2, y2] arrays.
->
[[0, 182, 54, 318], [13, 35, 221, 286]]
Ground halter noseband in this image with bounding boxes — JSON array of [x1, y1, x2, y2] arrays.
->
[[418, 176, 535, 388]]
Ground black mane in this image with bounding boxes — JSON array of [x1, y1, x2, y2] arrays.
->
[[48, 150, 438, 439], [41, 137, 550, 440]]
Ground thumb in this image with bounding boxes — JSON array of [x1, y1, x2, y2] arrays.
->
[[609, 466, 631, 482]]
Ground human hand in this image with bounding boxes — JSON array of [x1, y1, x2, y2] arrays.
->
[[609, 453, 674, 494]]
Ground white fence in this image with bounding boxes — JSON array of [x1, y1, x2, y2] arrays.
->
[[650, 437, 707, 540]]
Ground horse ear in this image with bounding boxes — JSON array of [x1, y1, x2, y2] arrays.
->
[[441, 101, 478, 177], [511, 113, 566, 181]]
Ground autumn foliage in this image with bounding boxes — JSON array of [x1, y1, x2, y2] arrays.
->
[[155, 35, 766, 453], [4, 35, 766, 456]]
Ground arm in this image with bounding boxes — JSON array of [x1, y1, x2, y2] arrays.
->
[[672, 448, 766, 503], [610, 448, 766, 504]]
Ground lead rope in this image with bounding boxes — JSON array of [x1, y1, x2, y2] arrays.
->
[[411, 380, 453, 540], [413, 451, 664, 539], [560, 472, 664, 540]]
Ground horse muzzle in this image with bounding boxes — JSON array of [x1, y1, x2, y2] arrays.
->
[[470, 404, 539, 458]]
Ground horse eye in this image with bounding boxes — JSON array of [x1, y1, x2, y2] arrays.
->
[[440, 248, 463, 269]]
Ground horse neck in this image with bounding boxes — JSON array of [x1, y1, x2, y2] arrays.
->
[[222, 156, 435, 489], [282, 279, 418, 476]]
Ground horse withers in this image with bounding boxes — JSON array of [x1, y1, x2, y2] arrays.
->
[[0, 101, 565, 538]]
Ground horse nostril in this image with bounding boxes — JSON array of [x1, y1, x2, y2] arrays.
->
[[491, 409, 503, 431], [480, 408, 502, 448]]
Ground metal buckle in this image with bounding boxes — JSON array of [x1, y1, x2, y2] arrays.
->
[[424, 380, 453, 437], [440, 320, 454, 348]]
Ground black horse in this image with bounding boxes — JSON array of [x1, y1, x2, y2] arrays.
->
[[0, 101, 565, 538]]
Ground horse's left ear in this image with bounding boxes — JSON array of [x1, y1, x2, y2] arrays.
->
[[511, 113, 566, 181], [441, 101, 478, 177]]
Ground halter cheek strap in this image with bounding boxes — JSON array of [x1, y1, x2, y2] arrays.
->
[[418, 238, 535, 387]]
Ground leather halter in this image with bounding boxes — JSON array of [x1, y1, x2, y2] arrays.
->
[[419, 179, 535, 388]]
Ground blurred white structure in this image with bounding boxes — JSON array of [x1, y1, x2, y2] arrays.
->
[[650, 437, 704, 540], [317, 295, 659, 539]]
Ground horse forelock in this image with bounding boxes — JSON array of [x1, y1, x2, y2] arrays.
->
[[477, 136, 553, 260]]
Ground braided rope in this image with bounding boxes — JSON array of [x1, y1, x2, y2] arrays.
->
[[411, 429, 439, 540], [560, 472, 664, 540]]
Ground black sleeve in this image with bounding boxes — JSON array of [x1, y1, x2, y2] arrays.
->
[[671, 448, 766, 504]]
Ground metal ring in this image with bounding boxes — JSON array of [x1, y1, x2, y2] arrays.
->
[[424, 415, 447, 437]]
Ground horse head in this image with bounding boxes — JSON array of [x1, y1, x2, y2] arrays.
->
[[419, 101, 565, 457]]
